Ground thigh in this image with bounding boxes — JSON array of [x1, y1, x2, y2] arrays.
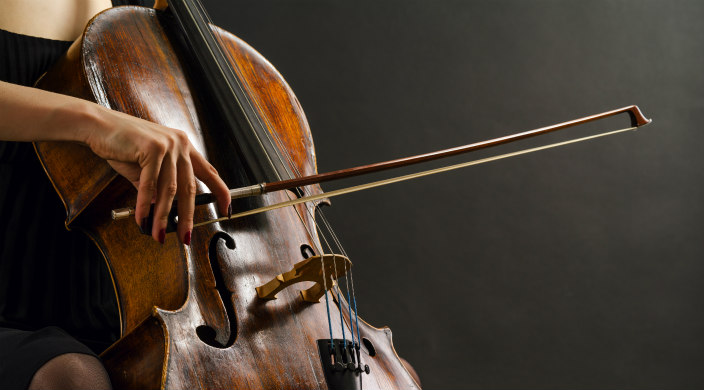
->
[[0, 326, 96, 389]]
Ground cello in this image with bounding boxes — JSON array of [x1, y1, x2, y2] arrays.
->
[[33, 0, 421, 388], [31, 1, 651, 389]]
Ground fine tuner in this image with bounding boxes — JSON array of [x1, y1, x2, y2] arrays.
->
[[111, 105, 651, 233]]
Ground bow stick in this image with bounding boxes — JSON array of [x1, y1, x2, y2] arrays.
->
[[112, 105, 651, 231]]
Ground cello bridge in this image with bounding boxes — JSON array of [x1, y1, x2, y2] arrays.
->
[[255, 254, 351, 303]]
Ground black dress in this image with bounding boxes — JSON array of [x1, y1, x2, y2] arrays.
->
[[0, 0, 150, 387]]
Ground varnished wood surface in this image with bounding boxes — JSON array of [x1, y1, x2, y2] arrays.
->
[[35, 6, 419, 389]]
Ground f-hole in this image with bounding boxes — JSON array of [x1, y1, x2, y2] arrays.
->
[[362, 338, 376, 357], [196, 231, 238, 348], [301, 244, 315, 259]]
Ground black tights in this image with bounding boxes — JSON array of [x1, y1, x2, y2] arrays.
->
[[29, 353, 111, 390]]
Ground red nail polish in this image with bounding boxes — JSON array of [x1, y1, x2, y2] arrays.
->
[[158, 229, 166, 244], [184, 230, 191, 246], [227, 203, 232, 219]]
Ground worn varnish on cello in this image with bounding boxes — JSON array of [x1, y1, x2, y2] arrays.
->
[[33, 1, 420, 389]]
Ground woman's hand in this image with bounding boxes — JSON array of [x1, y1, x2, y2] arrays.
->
[[84, 105, 231, 245], [0, 81, 228, 244]]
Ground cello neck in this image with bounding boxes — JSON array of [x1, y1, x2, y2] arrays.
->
[[164, 0, 294, 184]]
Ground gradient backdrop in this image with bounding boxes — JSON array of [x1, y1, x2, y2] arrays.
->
[[202, 1, 703, 388]]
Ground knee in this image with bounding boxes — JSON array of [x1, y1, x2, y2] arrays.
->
[[29, 353, 112, 390]]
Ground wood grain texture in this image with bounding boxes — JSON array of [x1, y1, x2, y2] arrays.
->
[[35, 6, 419, 389], [34, 39, 118, 227]]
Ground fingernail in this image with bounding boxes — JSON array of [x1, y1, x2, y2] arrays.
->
[[158, 229, 166, 244], [227, 203, 232, 219], [184, 230, 191, 246]]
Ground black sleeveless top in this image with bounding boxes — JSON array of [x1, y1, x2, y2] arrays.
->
[[0, 0, 151, 353]]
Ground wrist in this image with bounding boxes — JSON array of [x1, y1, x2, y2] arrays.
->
[[50, 100, 110, 144]]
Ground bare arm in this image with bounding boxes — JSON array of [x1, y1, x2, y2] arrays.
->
[[0, 80, 92, 142], [0, 80, 231, 244]]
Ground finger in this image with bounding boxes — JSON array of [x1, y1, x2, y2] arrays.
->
[[152, 152, 178, 243], [191, 151, 230, 216], [134, 146, 166, 231], [175, 155, 196, 245]]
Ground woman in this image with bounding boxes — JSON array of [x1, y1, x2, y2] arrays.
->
[[0, 0, 231, 388]]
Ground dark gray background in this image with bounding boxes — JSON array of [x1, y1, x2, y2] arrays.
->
[[203, 1, 704, 388]]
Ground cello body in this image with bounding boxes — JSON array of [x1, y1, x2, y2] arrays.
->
[[34, 5, 419, 390]]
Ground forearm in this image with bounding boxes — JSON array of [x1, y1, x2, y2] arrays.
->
[[0, 79, 232, 244], [0, 80, 102, 143]]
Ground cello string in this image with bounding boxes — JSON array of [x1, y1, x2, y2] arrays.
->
[[348, 268, 363, 350], [317, 213, 360, 349], [301, 197, 360, 347], [329, 231, 348, 349], [182, 0, 339, 352], [312, 209, 364, 355]]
